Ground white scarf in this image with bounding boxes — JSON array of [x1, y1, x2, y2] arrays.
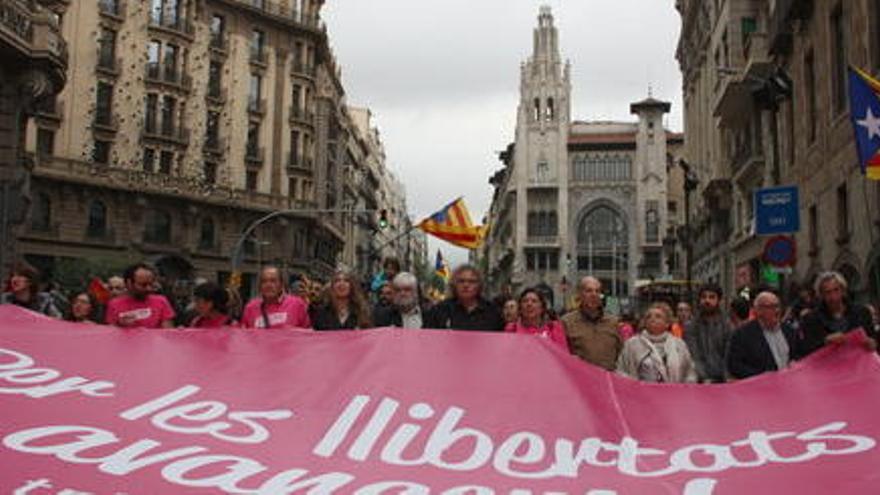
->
[[638, 331, 685, 383]]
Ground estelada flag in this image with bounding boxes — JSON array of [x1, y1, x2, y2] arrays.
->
[[87, 276, 111, 304], [418, 197, 487, 249], [434, 249, 450, 281], [848, 66, 880, 180]]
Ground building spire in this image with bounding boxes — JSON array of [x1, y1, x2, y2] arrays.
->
[[533, 5, 560, 63]]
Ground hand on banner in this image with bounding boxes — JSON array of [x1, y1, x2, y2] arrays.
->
[[825, 332, 847, 345], [825, 329, 878, 352]]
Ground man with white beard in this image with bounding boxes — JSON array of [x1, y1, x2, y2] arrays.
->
[[373, 272, 426, 329]]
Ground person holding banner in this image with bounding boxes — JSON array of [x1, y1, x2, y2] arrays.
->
[[188, 282, 235, 328], [799, 271, 877, 356], [104, 263, 175, 329], [0, 262, 62, 318], [241, 266, 311, 329], [373, 272, 428, 329], [684, 284, 733, 383], [727, 291, 799, 379], [505, 288, 569, 352], [311, 270, 372, 330], [616, 303, 697, 383], [424, 264, 504, 331], [65, 292, 99, 324]]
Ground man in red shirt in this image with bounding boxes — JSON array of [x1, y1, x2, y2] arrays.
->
[[105, 263, 175, 329]]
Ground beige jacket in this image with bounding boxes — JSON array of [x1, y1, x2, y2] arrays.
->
[[561, 310, 622, 370]]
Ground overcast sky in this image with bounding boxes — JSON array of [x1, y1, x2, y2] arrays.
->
[[323, 1, 683, 265]]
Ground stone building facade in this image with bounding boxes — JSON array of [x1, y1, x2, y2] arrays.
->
[[484, 7, 684, 308], [676, 0, 880, 302], [16, 0, 389, 295], [0, 0, 68, 281]]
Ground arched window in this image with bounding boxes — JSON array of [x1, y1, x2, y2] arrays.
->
[[577, 205, 629, 276], [87, 200, 107, 238], [31, 192, 51, 231], [144, 209, 171, 244], [546, 97, 555, 120], [199, 218, 215, 250]]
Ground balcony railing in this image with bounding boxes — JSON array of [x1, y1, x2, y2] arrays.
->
[[526, 235, 559, 245], [98, 0, 124, 18], [230, 0, 324, 30], [206, 86, 226, 104], [209, 34, 228, 52], [1, 0, 34, 43], [148, 16, 195, 37], [203, 134, 225, 153], [245, 146, 264, 164], [290, 61, 316, 77], [143, 124, 190, 145], [289, 106, 314, 125], [248, 99, 267, 115], [96, 52, 120, 75], [249, 49, 268, 66], [93, 112, 118, 132], [145, 64, 192, 91]]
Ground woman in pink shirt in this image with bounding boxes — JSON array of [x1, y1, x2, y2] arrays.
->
[[505, 287, 570, 352], [241, 266, 311, 329], [189, 282, 235, 328]]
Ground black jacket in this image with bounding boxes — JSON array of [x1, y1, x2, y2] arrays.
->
[[799, 302, 876, 357], [423, 298, 504, 332], [310, 304, 360, 331], [373, 304, 429, 328], [727, 319, 800, 380]]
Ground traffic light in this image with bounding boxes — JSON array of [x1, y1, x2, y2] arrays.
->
[[378, 209, 389, 229]]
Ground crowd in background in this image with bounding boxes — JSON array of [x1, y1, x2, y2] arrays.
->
[[2, 257, 879, 385]]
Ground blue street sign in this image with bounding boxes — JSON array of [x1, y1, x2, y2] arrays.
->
[[754, 186, 800, 235]]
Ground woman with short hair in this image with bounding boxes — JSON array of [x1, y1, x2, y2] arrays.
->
[[505, 288, 569, 352], [617, 303, 697, 383], [311, 270, 372, 330]]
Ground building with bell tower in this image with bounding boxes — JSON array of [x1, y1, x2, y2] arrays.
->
[[511, 6, 571, 296], [484, 6, 684, 311]]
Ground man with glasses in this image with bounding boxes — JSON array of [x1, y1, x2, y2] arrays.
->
[[374, 272, 427, 329], [424, 264, 504, 331], [727, 291, 799, 379]]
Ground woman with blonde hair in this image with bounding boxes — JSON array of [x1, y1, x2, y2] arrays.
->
[[310, 270, 372, 330], [617, 303, 697, 383]]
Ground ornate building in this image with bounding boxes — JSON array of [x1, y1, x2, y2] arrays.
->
[[676, 0, 880, 302], [1, 0, 68, 281], [17, 0, 359, 295], [484, 7, 684, 308]]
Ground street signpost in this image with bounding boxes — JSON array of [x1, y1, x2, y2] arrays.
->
[[754, 185, 800, 235]]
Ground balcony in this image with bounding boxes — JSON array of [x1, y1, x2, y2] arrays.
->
[[245, 146, 264, 166], [93, 112, 118, 133], [290, 60, 316, 78], [1, 0, 68, 89], [287, 152, 313, 173], [148, 15, 195, 39], [205, 86, 226, 105], [730, 140, 764, 183], [96, 52, 121, 76], [247, 98, 267, 116], [209, 34, 228, 54], [34, 98, 63, 123], [249, 49, 268, 67], [98, 0, 124, 18], [220, 0, 325, 32], [145, 64, 192, 92], [203, 135, 225, 154], [288, 106, 315, 126], [143, 123, 190, 146]]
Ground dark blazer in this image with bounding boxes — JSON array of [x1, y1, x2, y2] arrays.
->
[[727, 319, 799, 380], [310, 304, 359, 331], [423, 298, 504, 332]]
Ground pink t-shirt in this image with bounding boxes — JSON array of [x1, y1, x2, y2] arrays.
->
[[241, 295, 311, 329], [105, 294, 176, 329], [505, 319, 570, 352], [190, 313, 236, 329]]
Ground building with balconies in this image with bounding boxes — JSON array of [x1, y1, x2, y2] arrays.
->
[[0, 0, 69, 280], [18, 0, 353, 295]]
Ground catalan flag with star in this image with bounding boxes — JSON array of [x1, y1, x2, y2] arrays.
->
[[434, 249, 450, 282], [418, 197, 488, 249], [848, 66, 880, 180]]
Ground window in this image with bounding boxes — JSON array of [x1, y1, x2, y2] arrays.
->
[[159, 150, 174, 174], [199, 218, 215, 250], [525, 249, 559, 272], [830, 4, 847, 115], [143, 148, 155, 172], [95, 82, 113, 126], [546, 98, 555, 121], [97, 28, 116, 70], [290, 130, 301, 164], [248, 74, 262, 111], [645, 200, 659, 243], [250, 30, 265, 62], [572, 154, 632, 182], [93, 140, 111, 164], [526, 211, 558, 237], [87, 200, 107, 238], [246, 122, 260, 157], [147, 40, 161, 79], [291, 84, 302, 113], [144, 209, 171, 244], [533, 98, 540, 121], [99, 0, 119, 16], [163, 43, 179, 82], [203, 162, 217, 184], [36, 129, 54, 157], [288, 177, 297, 198], [805, 50, 817, 143], [208, 61, 222, 99], [210, 15, 225, 48], [246, 171, 258, 191], [292, 41, 304, 70], [837, 183, 849, 240], [31, 193, 51, 232], [161, 95, 176, 135], [144, 93, 158, 133], [205, 111, 220, 148], [809, 205, 819, 254]]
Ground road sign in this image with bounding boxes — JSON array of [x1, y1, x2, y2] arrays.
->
[[762, 235, 797, 267], [754, 186, 800, 235]]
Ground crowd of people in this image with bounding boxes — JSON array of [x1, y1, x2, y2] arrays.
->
[[3, 257, 879, 385]]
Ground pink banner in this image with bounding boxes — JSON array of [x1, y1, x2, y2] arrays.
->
[[1, 305, 879, 494]]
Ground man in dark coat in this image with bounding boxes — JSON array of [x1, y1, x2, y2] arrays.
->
[[423, 265, 503, 332], [728, 291, 799, 380], [373, 272, 428, 329], [799, 271, 877, 356]]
